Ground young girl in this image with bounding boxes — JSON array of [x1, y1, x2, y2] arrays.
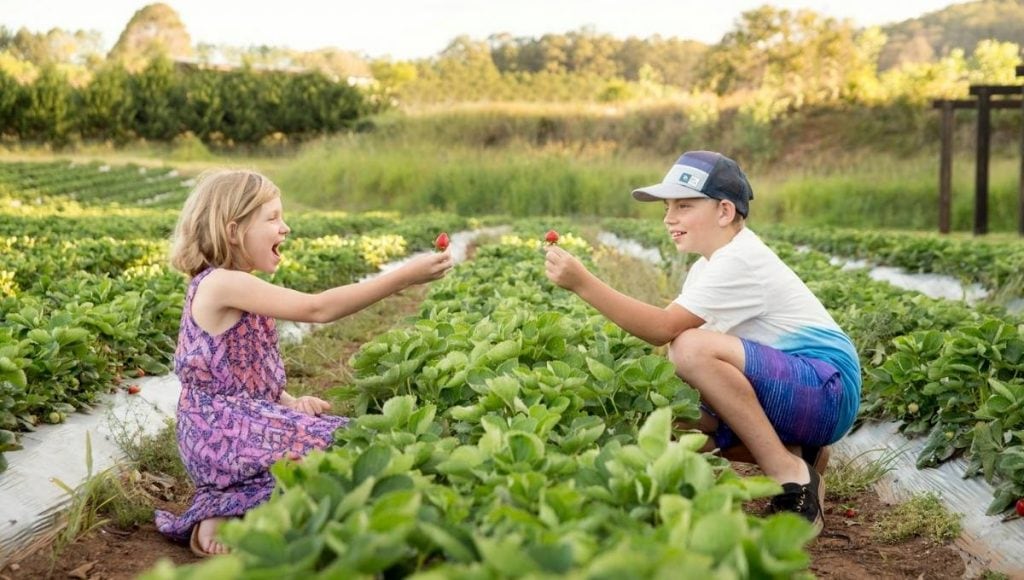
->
[[155, 169, 452, 556]]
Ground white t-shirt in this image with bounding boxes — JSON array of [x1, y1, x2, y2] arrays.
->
[[674, 228, 861, 433]]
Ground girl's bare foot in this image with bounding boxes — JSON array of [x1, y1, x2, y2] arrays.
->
[[194, 517, 229, 555]]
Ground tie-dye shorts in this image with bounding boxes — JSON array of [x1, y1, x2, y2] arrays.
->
[[705, 338, 845, 451]]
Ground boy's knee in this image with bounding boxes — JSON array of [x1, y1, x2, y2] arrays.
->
[[668, 329, 707, 372]]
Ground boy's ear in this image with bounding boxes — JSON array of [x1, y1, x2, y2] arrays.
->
[[717, 200, 737, 225]]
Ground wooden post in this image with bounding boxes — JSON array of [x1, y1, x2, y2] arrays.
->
[[1018, 67, 1024, 236], [938, 100, 954, 234], [933, 94, 1021, 235], [974, 86, 991, 235]]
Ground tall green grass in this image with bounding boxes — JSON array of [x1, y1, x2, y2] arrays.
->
[[273, 129, 1022, 232], [273, 136, 666, 217], [756, 155, 1023, 231]]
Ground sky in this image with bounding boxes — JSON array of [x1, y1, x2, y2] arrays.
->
[[2, 0, 962, 60]]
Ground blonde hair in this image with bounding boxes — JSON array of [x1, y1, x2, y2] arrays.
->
[[169, 169, 281, 277]]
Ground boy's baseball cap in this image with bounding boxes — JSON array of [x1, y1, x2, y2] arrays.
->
[[632, 151, 753, 217]]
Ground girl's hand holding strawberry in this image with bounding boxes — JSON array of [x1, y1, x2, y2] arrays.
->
[[400, 249, 453, 286]]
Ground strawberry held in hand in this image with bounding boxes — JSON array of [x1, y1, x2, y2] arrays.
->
[[545, 229, 559, 245], [435, 232, 450, 252]]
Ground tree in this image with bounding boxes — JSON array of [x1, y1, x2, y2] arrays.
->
[[109, 3, 192, 72], [78, 64, 134, 141], [968, 39, 1022, 84], [19, 65, 72, 143], [129, 56, 183, 140], [0, 68, 23, 135], [701, 6, 867, 106]]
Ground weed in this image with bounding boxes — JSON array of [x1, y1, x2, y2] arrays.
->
[[873, 492, 963, 544], [107, 401, 188, 485], [50, 433, 112, 556], [825, 446, 903, 500]]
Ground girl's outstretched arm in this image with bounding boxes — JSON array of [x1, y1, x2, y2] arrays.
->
[[197, 250, 453, 325]]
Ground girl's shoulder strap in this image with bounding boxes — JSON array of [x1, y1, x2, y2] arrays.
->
[[186, 266, 216, 297], [192, 266, 216, 284]]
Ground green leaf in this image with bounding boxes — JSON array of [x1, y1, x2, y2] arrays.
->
[[381, 395, 416, 426], [688, 512, 744, 561], [369, 490, 421, 532], [409, 404, 437, 435], [353, 446, 391, 485], [435, 445, 485, 477], [507, 431, 545, 464], [756, 513, 815, 574], [638, 407, 671, 458], [418, 521, 477, 563], [236, 530, 288, 564], [586, 357, 615, 383], [372, 474, 415, 498], [335, 477, 375, 520]]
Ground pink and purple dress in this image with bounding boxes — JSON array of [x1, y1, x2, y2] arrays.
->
[[156, 267, 348, 542]]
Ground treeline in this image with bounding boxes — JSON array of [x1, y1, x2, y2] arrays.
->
[[380, 7, 1022, 109], [0, 57, 373, 145]]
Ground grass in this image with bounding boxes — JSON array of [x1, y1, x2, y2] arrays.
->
[[591, 238, 678, 306], [49, 433, 113, 557], [40, 430, 169, 570], [824, 447, 904, 500], [6, 108, 1024, 233], [107, 403, 189, 485], [872, 492, 963, 544], [271, 136, 660, 217]]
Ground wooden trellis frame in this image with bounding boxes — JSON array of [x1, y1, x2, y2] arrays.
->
[[932, 64, 1024, 235]]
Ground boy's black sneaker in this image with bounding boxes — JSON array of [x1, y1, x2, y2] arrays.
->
[[770, 460, 824, 533]]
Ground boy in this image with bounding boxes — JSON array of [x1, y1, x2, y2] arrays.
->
[[544, 151, 860, 529]]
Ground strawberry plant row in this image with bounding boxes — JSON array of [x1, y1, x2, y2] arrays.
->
[[0, 161, 191, 208], [761, 225, 1024, 292], [145, 237, 817, 578]]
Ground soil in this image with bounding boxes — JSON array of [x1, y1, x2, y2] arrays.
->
[[1, 465, 968, 580], [808, 492, 965, 579]]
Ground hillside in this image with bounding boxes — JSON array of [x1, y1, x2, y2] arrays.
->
[[879, 0, 1024, 70]]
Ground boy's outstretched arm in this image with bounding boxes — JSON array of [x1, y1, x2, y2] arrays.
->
[[545, 246, 703, 345]]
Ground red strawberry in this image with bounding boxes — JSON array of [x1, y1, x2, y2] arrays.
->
[[128, 385, 141, 395], [545, 230, 559, 244], [435, 232, 450, 251], [1016, 498, 1024, 517], [844, 508, 857, 518]]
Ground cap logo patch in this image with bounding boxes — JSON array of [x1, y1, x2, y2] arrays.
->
[[679, 172, 701, 187]]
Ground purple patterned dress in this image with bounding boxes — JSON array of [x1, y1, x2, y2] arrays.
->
[[156, 267, 348, 542]]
